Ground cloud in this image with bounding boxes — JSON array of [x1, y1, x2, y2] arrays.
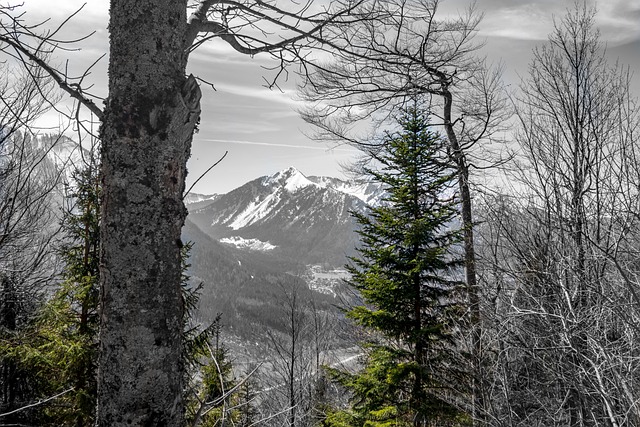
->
[[205, 120, 282, 134], [214, 82, 299, 107], [474, 0, 640, 45], [478, 3, 558, 41], [596, 0, 640, 45], [188, 43, 264, 67], [199, 138, 359, 152], [261, 110, 300, 120], [25, 0, 107, 20]]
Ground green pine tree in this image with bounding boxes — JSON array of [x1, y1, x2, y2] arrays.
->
[[0, 160, 101, 426], [52, 162, 101, 426], [235, 372, 259, 426], [326, 106, 469, 426], [199, 321, 236, 426]]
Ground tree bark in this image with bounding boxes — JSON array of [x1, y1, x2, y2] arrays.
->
[[97, 1, 200, 425], [441, 84, 484, 424]]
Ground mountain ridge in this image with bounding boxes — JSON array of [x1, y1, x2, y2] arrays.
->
[[186, 166, 382, 265]]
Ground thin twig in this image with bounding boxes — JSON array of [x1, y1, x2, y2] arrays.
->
[[183, 150, 228, 199], [0, 388, 74, 418]]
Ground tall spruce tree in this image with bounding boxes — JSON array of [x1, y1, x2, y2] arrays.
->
[[328, 106, 468, 426], [50, 162, 101, 426], [0, 159, 102, 426]]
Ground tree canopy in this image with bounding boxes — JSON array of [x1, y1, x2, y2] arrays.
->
[[327, 106, 469, 426]]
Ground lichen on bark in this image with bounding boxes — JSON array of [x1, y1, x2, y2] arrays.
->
[[97, 1, 200, 425]]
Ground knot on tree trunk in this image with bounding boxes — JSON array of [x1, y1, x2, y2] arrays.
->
[[181, 74, 201, 113]]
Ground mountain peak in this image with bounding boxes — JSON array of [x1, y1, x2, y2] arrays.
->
[[265, 166, 316, 193]]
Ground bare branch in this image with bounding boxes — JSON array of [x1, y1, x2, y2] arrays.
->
[[183, 151, 228, 199], [0, 4, 104, 119], [0, 388, 74, 418]]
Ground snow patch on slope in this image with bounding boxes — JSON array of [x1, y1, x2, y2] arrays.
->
[[284, 170, 314, 192], [220, 236, 276, 251], [335, 182, 383, 206], [185, 192, 218, 204], [308, 176, 383, 206], [228, 191, 281, 230], [227, 167, 320, 230]]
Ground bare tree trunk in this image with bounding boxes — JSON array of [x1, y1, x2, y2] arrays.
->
[[441, 85, 484, 425], [97, 1, 200, 425]]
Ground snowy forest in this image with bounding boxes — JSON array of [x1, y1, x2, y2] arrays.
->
[[1, 1, 639, 426]]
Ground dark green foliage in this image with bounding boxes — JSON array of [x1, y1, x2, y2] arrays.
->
[[0, 273, 46, 424], [0, 157, 245, 426], [0, 161, 101, 426], [235, 372, 259, 426], [182, 241, 219, 372], [39, 162, 100, 426], [1, 162, 221, 426], [55, 164, 101, 425], [203, 323, 234, 403], [328, 106, 469, 425]]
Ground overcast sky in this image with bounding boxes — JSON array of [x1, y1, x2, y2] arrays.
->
[[21, 0, 640, 194]]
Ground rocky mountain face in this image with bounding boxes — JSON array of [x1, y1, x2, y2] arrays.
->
[[183, 167, 382, 339], [183, 192, 218, 212], [187, 166, 381, 266]]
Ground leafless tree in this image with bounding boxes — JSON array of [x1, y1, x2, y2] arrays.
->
[[257, 277, 335, 427], [0, 1, 386, 424], [476, 4, 640, 426], [0, 63, 65, 419]]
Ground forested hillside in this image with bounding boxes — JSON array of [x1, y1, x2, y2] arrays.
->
[[183, 216, 348, 342]]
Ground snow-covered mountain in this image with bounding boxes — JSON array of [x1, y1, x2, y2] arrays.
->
[[184, 192, 218, 204], [306, 174, 384, 206], [187, 166, 381, 265], [184, 192, 219, 211], [183, 167, 380, 338]]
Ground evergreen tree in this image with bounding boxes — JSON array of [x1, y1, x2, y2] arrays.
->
[[327, 106, 468, 426], [0, 159, 101, 426], [235, 372, 259, 426], [53, 161, 101, 426]]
